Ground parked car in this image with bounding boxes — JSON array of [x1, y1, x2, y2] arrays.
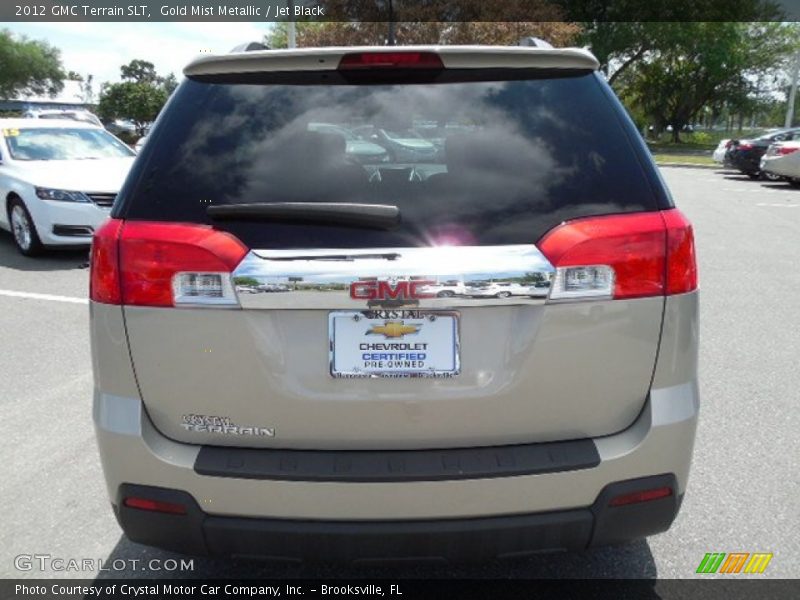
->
[[726, 128, 800, 179], [465, 281, 532, 298], [712, 139, 731, 164], [0, 119, 136, 255], [307, 123, 389, 164], [235, 285, 260, 294], [104, 119, 138, 136], [418, 279, 467, 297], [22, 108, 104, 127], [90, 45, 698, 562], [760, 140, 800, 185], [353, 125, 439, 162], [257, 282, 291, 292]]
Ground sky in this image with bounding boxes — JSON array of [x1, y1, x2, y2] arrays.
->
[[4, 22, 274, 87]]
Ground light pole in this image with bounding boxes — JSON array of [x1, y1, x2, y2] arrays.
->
[[785, 49, 799, 128], [387, 0, 395, 46], [287, 0, 296, 48]]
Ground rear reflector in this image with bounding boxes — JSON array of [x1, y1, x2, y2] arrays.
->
[[90, 220, 248, 307], [609, 486, 673, 507], [123, 496, 187, 515], [338, 52, 444, 70], [538, 209, 697, 301]]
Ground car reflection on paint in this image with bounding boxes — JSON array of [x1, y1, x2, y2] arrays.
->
[[235, 285, 261, 294], [257, 283, 291, 293]]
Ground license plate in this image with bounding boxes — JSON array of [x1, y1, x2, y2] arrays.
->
[[329, 311, 460, 378]]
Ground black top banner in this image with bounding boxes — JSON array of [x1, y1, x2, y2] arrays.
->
[[2, 0, 800, 22]]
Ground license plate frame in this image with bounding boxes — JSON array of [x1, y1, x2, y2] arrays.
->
[[329, 310, 460, 378]]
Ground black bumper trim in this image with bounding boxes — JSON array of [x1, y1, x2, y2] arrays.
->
[[116, 475, 683, 562], [194, 439, 600, 482]]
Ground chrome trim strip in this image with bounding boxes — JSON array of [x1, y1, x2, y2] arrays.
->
[[232, 245, 554, 309]]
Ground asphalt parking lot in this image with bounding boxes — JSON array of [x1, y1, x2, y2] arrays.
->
[[0, 167, 798, 580]]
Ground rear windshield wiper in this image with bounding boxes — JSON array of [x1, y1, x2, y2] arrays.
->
[[207, 202, 400, 230]]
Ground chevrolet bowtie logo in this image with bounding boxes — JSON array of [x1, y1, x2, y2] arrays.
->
[[366, 321, 421, 338]]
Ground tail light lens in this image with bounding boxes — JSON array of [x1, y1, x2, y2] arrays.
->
[[777, 146, 800, 155], [90, 221, 248, 307], [538, 209, 697, 301], [662, 209, 697, 294], [90, 218, 123, 304], [738, 143, 753, 151]]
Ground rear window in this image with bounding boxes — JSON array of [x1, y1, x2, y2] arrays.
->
[[118, 70, 661, 248]]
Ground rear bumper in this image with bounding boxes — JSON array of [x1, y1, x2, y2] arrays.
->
[[95, 379, 697, 558], [761, 155, 798, 178], [115, 475, 681, 561], [93, 289, 699, 560]]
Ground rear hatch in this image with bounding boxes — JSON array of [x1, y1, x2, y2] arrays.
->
[[103, 47, 686, 450]]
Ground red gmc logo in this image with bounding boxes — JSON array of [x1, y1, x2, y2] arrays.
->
[[350, 280, 435, 301]]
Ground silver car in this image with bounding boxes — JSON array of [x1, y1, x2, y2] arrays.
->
[[90, 45, 699, 562]]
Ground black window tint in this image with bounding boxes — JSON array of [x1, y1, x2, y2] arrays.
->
[[119, 72, 660, 248]]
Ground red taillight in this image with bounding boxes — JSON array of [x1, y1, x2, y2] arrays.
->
[[119, 222, 248, 307], [123, 496, 187, 515], [777, 146, 800, 155], [738, 143, 753, 151], [90, 220, 248, 307], [538, 209, 697, 301], [90, 218, 123, 304], [609, 486, 673, 507], [662, 209, 697, 295], [338, 52, 444, 70]]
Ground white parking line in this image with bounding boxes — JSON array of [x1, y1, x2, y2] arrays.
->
[[756, 203, 800, 208], [0, 289, 88, 304]]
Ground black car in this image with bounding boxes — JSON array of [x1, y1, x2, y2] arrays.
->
[[726, 128, 800, 179]]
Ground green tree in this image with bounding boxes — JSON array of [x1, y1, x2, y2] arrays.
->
[[266, 1, 580, 48], [97, 60, 178, 135], [233, 276, 261, 287], [618, 23, 797, 141], [97, 82, 167, 135], [0, 29, 64, 100], [574, 1, 784, 84], [120, 59, 159, 84]]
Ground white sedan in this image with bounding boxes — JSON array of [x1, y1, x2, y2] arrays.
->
[[760, 141, 800, 184], [712, 139, 731, 164], [465, 281, 534, 298], [0, 119, 136, 255]]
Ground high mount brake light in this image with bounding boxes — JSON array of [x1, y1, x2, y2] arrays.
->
[[338, 52, 444, 70], [89, 220, 248, 307], [538, 209, 697, 301]]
